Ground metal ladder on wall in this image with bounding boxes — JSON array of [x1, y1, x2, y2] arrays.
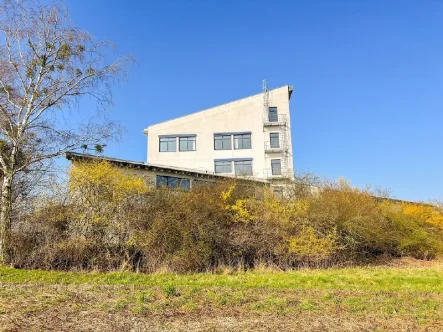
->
[[262, 80, 290, 179]]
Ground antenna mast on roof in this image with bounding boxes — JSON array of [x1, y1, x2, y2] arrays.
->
[[262, 79, 269, 116]]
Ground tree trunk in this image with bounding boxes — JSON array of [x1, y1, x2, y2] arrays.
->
[[0, 175, 13, 265]]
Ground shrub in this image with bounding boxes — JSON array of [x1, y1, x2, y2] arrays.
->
[[402, 203, 443, 228], [287, 227, 338, 265], [379, 201, 443, 260], [9, 161, 443, 272]]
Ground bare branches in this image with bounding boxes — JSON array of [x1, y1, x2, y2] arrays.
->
[[0, 0, 131, 175], [0, 0, 131, 263]]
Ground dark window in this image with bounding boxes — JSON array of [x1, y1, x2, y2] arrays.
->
[[179, 136, 196, 151], [156, 175, 168, 187], [271, 159, 282, 175], [273, 187, 283, 199], [159, 137, 176, 152], [156, 175, 190, 191], [214, 160, 232, 173], [268, 107, 278, 122], [234, 160, 253, 176], [270, 133, 280, 148], [214, 135, 232, 150], [234, 134, 251, 150]]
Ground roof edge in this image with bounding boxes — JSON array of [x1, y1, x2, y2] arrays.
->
[[65, 152, 269, 184], [144, 84, 292, 131]]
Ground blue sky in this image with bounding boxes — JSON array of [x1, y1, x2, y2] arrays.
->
[[66, 0, 443, 202]]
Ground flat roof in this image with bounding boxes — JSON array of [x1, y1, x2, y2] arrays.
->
[[65, 152, 269, 184]]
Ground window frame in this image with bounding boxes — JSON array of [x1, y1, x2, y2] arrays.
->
[[234, 160, 253, 176], [159, 136, 177, 152], [268, 107, 278, 122], [273, 187, 283, 199], [214, 134, 232, 150], [271, 159, 282, 175], [270, 132, 280, 148], [234, 134, 252, 150], [179, 136, 196, 152], [156, 175, 190, 191], [214, 160, 232, 174]]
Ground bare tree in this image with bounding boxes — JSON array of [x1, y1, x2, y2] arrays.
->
[[0, 0, 132, 264]]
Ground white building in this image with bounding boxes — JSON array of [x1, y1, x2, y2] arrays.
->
[[143, 84, 294, 182]]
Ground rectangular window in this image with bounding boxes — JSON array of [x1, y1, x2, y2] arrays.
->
[[156, 175, 168, 187], [156, 175, 190, 191], [214, 160, 232, 173], [234, 160, 253, 176], [159, 137, 176, 152], [271, 159, 282, 175], [234, 134, 251, 150], [270, 133, 280, 148], [214, 135, 232, 150], [268, 107, 278, 122], [273, 187, 283, 199], [179, 136, 196, 151]]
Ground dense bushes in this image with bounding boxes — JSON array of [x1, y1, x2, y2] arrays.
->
[[9, 161, 443, 272]]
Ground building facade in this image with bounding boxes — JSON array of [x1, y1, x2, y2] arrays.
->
[[144, 84, 294, 181]]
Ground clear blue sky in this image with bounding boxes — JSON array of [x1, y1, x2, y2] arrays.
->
[[66, 0, 443, 202]]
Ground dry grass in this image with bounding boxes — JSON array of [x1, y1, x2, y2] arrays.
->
[[1, 259, 443, 331]]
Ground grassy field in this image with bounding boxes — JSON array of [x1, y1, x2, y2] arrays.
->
[[1, 259, 442, 331]]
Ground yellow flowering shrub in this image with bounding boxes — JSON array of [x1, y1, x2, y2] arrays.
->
[[288, 227, 338, 262], [13, 169, 443, 271], [402, 203, 443, 228], [69, 160, 148, 229], [69, 160, 148, 202], [261, 189, 309, 225], [221, 184, 256, 223]]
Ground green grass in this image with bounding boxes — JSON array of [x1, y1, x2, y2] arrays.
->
[[0, 263, 442, 331], [1, 265, 442, 292]]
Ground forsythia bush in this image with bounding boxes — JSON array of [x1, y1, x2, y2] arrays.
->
[[402, 203, 443, 228], [288, 227, 338, 263], [221, 184, 256, 223], [69, 161, 149, 246], [9, 161, 443, 272]]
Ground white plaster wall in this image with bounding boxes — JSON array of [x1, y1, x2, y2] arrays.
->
[[144, 86, 293, 180]]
